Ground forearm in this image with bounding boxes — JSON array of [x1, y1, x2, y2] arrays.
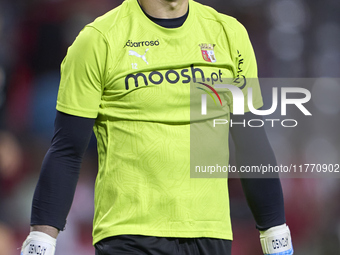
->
[[235, 130, 285, 229], [31, 145, 82, 230], [240, 178, 285, 230], [230, 113, 285, 230], [30, 111, 95, 232]]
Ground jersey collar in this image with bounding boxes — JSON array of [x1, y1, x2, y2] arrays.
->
[[128, 0, 195, 38]]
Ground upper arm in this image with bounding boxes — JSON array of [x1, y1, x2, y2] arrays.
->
[[51, 111, 96, 158], [56, 26, 109, 118], [229, 112, 273, 156], [230, 111, 278, 179], [228, 21, 263, 114]]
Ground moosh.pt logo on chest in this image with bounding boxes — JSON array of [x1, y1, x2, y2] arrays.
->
[[124, 65, 224, 90]]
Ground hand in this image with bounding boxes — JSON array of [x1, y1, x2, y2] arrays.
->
[[21, 231, 56, 255], [260, 224, 293, 255]]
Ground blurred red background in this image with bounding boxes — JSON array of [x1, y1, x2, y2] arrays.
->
[[0, 0, 339, 254]]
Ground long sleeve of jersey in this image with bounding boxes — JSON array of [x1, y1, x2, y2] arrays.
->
[[30, 111, 95, 230], [230, 112, 286, 231]]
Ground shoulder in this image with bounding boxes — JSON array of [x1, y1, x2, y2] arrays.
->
[[84, 0, 132, 36], [192, 1, 247, 35]]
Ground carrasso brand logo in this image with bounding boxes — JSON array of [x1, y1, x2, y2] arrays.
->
[[124, 39, 160, 48], [125, 64, 224, 90], [199, 83, 312, 128]]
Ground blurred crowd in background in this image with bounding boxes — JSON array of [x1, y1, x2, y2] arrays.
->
[[0, 0, 339, 254]]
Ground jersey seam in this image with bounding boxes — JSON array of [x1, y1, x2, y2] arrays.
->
[[84, 25, 113, 92], [93, 229, 233, 245], [195, 15, 240, 78], [56, 103, 98, 118]]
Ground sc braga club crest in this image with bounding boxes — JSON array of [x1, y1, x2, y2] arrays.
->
[[199, 44, 216, 63]]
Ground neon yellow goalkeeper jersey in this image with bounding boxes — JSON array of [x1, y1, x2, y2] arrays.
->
[[56, 0, 263, 245]]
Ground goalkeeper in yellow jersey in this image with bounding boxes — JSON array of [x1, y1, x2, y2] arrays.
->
[[21, 0, 293, 254]]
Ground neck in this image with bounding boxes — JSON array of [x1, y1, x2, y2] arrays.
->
[[138, 0, 189, 19]]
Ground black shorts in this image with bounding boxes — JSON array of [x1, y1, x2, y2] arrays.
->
[[95, 235, 232, 255]]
